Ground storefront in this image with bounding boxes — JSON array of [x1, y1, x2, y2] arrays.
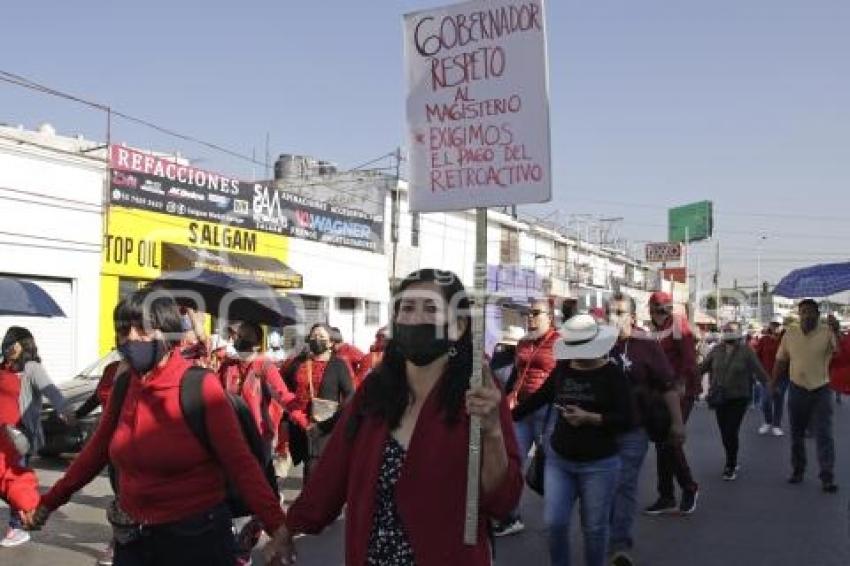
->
[[100, 146, 302, 353]]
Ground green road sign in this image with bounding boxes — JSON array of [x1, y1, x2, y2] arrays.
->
[[669, 201, 713, 243]]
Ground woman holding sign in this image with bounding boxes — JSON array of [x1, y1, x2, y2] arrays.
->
[[279, 269, 523, 565]]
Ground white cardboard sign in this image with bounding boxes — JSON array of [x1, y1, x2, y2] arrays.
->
[[404, 0, 551, 213]]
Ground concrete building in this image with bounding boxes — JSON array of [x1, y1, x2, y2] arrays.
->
[[0, 124, 106, 381]]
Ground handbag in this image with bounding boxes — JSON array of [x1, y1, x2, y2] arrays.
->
[[706, 386, 726, 409], [2, 424, 30, 456], [307, 360, 339, 424], [524, 404, 553, 496]]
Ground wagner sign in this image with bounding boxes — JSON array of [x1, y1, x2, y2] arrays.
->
[[404, 0, 551, 212], [109, 146, 385, 253]]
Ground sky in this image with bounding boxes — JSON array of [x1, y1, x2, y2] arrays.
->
[[2, 0, 848, 289]]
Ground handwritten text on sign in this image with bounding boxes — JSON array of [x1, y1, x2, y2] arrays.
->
[[404, 0, 551, 212]]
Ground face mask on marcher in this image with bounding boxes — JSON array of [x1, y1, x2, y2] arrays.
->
[[308, 338, 329, 355], [393, 323, 452, 367], [118, 340, 167, 375]]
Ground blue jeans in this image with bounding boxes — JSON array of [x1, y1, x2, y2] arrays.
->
[[508, 405, 553, 520], [610, 428, 649, 552], [544, 452, 621, 566], [761, 376, 789, 427]]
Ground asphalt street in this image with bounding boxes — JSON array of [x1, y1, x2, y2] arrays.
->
[[5, 399, 850, 566]]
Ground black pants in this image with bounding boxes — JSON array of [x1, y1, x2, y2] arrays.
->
[[714, 399, 749, 469], [114, 504, 236, 566], [789, 383, 835, 482], [656, 396, 698, 500]]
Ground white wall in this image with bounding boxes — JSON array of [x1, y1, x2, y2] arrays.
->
[[284, 236, 389, 351], [0, 132, 105, 381]]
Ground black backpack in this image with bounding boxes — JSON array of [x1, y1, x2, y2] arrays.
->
[[109, 366, 279, 519]]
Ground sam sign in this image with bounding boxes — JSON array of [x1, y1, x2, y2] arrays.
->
[[404, 0, 552, 212]]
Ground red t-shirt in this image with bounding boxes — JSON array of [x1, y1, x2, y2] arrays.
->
[[41, 351, 285, 534], [0, 366, 21, 426]]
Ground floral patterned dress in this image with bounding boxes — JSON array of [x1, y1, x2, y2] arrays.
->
[[366, 436, 416, 565]]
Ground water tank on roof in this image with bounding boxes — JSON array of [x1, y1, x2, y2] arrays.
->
[[317, 160, 337, 176], [275, 154, 307, 180]]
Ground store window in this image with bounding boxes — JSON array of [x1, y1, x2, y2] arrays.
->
[[365, 301, 381, 325], [500, 228, 519, 264]]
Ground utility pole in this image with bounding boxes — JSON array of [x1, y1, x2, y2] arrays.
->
[[756, 233, 767, 324], [715, 238, 721, 326], [390, 147, 402, 288]]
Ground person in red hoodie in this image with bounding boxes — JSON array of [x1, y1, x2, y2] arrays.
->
[[0, 356, 40, 544], [27, 288, 293, 565], [355, 327, 388, 387], [495, 297, 560, 537], [756, 319, 787, 436], [280, 268, 522, 566], [644, 291, 700, 516], [218, 321, 297, 452], [330, 327, 364, 373]]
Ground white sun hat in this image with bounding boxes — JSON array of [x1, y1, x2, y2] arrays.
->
[[553, 314, 619, 360]]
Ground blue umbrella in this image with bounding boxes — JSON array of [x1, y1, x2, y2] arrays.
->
[[0, 277, 66, 317], [773, 262, 850, 298]]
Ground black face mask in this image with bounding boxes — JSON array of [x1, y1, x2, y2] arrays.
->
[[119, 340, 167, 375], [393, 323, 452, 367], [233, 339, 254, 353], [308, 338, 329, 356]]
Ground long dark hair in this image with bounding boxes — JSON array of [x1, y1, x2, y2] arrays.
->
[[347, 269, 473, 438], [1, 326, 41, 371]]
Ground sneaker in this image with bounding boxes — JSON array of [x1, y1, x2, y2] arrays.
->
[[722, 466, 738, 481], [644, 498, 677, 515], [758, 424, 771, 435], [771, 427, 784, 437], [610, 551, 635, 566], [0, 527, 31, 548], [788, 472, 804, 484], [822, 481, 839, 494], [679, 489, 699, 514], [493, 518, 525, 537]]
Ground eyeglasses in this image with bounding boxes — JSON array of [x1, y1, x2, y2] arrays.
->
[[652, 307, 670, 315], [527, 309, 548, 317]]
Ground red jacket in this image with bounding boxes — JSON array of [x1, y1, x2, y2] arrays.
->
[[286, 374, 522, 566], [512, 328, 559, 403], [830, 334, 850, 394], [754, 334, 782, 376], [650, 315, 700, 398], [219, 356, 296, 440], [334, 342, 363, 375], [355, 349, 384, 388], [0, 366, 40, 512], [41, 351, 285, 534]]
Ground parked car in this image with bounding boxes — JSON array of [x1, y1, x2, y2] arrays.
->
[[39, 350, 121, 457]]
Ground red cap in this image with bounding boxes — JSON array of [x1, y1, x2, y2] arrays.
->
[[649, 291, 673, 306]]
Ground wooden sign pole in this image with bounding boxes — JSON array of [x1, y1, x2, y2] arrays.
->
[[464, 206, 488, 545]]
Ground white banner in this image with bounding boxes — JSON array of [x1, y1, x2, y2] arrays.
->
[[404, 0, 551, 213]]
